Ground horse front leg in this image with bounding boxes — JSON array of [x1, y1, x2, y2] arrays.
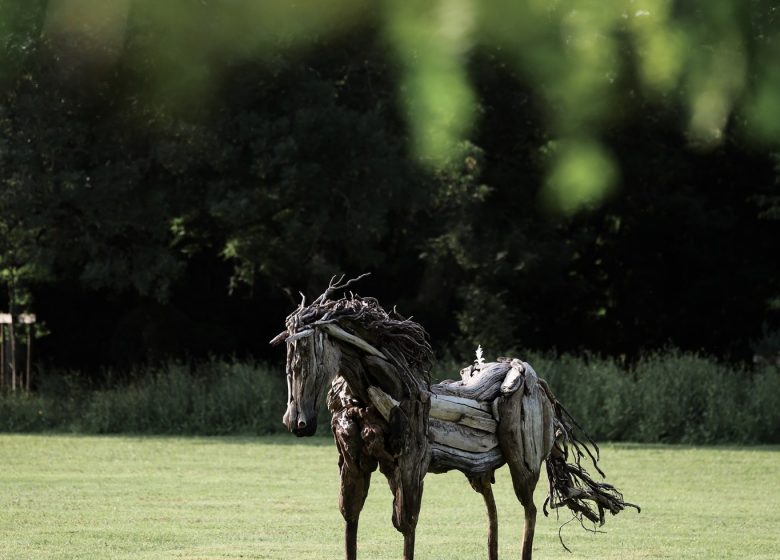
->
[[380, 457, 424, 560], [382, 398, 431, 560], [339, 462, 373, 560], [333, 409, 377, 560]]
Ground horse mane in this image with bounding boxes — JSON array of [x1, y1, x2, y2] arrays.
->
[[284, 284, 434, 388]]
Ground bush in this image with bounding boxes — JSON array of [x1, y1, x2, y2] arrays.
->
[[0, 352, 776, 443], [78, 360, 286, 435], [633, 351, 744, 443], [750, 364, 780, 443], [520, 350, 762, 444], [1, 359, 287, 436]]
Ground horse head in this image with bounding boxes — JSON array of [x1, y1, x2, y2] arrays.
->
[[272, 274, 433, 437], [272, 326, 342, 437]]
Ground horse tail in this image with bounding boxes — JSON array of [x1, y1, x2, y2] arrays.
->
[[538, 379, 640, 533]]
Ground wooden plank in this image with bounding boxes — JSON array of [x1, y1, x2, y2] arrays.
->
[[429, 394, 497, 433], [429, 443, 505, 476], [429, 392, 492, 415], [428, 418, 499, 453], [368, 385, 498, 434]]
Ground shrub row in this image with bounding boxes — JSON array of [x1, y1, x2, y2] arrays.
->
[[524, 350, 780, 444], [0, 360, 286, 435], [1, 352, 778, 443]]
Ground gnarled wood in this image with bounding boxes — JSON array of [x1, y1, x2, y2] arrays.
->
[[367, 386, 399, 422], [433, 361, 510, 400], [430, 391, 493, 414], [429, 443, 505, 476], [322, 323, 388, 359], [363, 355, 404, 400], [429, 394, 497, 433], [428, 418, 499, 453]]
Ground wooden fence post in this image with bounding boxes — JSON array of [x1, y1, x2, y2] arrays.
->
[[0, 313, 12, 391], [19, 314, 36, 392]]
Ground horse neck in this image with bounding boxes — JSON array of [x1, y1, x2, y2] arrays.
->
[[332, 340, 427, 403], [328, 341, 370, 400]]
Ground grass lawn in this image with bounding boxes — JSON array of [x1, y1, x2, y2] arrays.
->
[[0, 434, 778, 559]]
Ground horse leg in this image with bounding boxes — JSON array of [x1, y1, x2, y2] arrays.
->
[[333, 409, 377, 560], [469, 473, 498, 560], [381, 397, 430, 560], [497, 387, 555, 560], [339, 463, 372, 560], [515, 477, 539, 560], [379, 456, 425, 560]]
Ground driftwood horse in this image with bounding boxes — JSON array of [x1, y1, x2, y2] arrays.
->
[[272, 280, 637, 560]]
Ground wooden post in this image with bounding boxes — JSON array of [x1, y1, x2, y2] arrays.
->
[[0, 313, 12, 391], [19, 314, 36, 392], [26, 326, 31, 391], [0, 322, 4, 391]]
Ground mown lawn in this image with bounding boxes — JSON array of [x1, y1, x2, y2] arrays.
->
[[0, 434, 777, 559]]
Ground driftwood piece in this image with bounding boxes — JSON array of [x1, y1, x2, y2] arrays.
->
[[429, 394, 496, 433], [322, 323, 388, 359], [432, 361, 513, 401], [429, 443, 505, 476], [367, 386, 400, 422], [501, 365, 523, 394], [430, 392, 492, 414], [367, 385, 502, 476], [428, 418, 500, 453], [363, 355, 405, 399], [370, 385, 498, 434]]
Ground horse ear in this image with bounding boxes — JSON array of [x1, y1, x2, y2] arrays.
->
[[269, 331, 289, 346]]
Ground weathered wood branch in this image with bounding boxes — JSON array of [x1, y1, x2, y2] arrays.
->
[[367, 386, 400, 422], [500, 365, 523, 394], [430, 392, 492, 414], [363, 355, 404, 399], [429, 443, 505, 476], [429, 394, 496, 433], [322, 323, 388, 359], [428, 418, 499, 453], [432, 361, 514, 401], [370, 385, 498, 434], [367, 385, 504, 476]]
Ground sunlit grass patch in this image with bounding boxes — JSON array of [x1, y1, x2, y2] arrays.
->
[[0, 435, 778, 559]]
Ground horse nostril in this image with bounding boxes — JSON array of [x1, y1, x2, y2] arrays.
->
[[297, 419, 307, 430]]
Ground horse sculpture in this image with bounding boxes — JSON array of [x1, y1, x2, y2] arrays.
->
[[272, 277, 638, 560]]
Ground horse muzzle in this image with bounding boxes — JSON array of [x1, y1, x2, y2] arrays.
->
[[284, 402, 318, 437], [293, 418, 318, 437]]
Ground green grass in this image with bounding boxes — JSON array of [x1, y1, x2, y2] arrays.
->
[[0, 435, 778, 559]]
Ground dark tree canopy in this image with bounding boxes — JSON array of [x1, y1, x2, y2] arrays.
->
[[0, 1, 778, 374]]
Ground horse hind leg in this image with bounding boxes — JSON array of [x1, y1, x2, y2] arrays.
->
[[515, 472, 540, 560], [469, 473, 498, 560], [501, 449, 541, 560], [497, 387, 555, 560]]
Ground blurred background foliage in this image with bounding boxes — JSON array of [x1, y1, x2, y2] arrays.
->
[[0, 0, 779, 377]]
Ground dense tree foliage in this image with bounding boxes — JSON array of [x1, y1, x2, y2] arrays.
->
[[0, 1, 778, 377]]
